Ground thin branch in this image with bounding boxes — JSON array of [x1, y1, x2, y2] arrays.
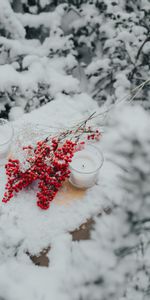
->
[[129, 35, 150, 80]]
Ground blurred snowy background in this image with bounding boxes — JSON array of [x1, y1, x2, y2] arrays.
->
[[0, 1, 150, 300]]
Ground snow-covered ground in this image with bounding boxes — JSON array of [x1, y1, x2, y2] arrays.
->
[[1, 91, 150, 300], [0, 93, 117, 300]]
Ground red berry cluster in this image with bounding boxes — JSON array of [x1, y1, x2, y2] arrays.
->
[[2, 121, 101, 210], [2, 138, 77, 210], [87, 129, 101, 141]]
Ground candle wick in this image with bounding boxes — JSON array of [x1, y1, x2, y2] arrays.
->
[[82, 164, 85, 168]]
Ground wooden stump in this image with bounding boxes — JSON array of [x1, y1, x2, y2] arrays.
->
[[27, 182, 111, 267]]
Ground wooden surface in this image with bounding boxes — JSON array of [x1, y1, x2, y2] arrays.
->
[[28, 209, 112, 267], [54, 180, 86, 205], [6, 157, 102, 267], [29, 218, 94, 267], [28, 182, 90, 267]]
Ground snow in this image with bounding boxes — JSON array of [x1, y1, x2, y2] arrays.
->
[[9, 106, 24, 121], [0, 0, 25, 39], [143, 42, 150, 54], [0, 55, 79, 97], [16, 4, 66, 30], [0, 90, 150, 299], [61, 104, 150, 300], [61, 8, 81, 35], [0, 93, 109, 300], [86, 58, 110, 75], [0, 37, 42, 61]]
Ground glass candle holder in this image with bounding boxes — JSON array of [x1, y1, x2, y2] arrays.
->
[[69, 144, 104, 189], [0, 118, 14, 165]]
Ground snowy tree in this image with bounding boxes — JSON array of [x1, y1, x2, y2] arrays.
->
[[0, 0, 150, 119], [69, 0, 150, 106], [0, 0, 80, 119], [64, 105, 150, 300]]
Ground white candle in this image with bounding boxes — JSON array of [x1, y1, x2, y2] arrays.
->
[[0, 119, 13, 165], [69, 144, 103, 189]]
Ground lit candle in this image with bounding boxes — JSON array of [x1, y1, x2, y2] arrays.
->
[[0, 119, 14, 165], [69, 144, 104, 189]]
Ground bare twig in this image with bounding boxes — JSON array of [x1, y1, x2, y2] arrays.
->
[[129, 35, 150, 80]]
